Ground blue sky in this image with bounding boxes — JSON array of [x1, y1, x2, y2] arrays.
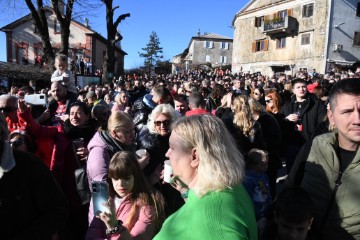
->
[[0, 0, 247, 69]]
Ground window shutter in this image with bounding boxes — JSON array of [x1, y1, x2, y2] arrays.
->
[[264, 40, 269, 50], [204, 41, 207, 48], [254, 17, 258, 27], [308, 4, 314, 17], [225, 42, 229, 49], [302, 5, 306, 17], [287, 9, 293, 16], [252, 42, 256, 52], [210, 41, 214, 48], [224, 56, 227, 63]]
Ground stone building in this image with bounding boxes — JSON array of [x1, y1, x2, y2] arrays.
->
[[172, 32, 233, 74], [0, 7, 127, 75], [232, 0, 360, 76]]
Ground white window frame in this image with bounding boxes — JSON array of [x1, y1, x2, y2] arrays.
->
[[302, 3, 314, 18], [205, 55, 211, 62], [220, 42, 229, 49], [204, 41, 214, 49], [220, 56, 227, 64]]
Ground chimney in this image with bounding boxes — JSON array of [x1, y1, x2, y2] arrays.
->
[[197, 29, 200, 37], [84, 18, 89, 28]]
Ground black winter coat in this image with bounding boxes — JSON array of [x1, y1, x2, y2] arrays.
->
[[280, 94, 326, 142], [132, 98, 153, 132]]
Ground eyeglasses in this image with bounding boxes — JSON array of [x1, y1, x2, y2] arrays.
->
[[0, 107, 18, 113], [154, 120, 171, 127], [265, 99, 272, 103]]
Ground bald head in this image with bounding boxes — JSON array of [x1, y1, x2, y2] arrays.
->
[[0, 95, 18, 109], [0, 95, 18, 120], [51, 82, 67, 102]]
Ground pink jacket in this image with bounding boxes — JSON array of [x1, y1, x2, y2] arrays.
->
[[86, 195, 157, 240]]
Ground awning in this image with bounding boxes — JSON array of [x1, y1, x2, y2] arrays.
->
[[327, 59, 356, 66], [269, 64, 288, 67]]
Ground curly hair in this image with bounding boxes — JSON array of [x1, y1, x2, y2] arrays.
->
[[232, 95, 256, 136]]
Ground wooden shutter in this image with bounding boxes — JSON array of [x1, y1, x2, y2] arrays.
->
[[224, 56, 227, 64], [225, 42, 229, 49], [287, 9, 293, 16], [308, 4, 314, 17], [264, 40, 269, 51], [252, 42, 256, 52], [254, 17, 258, 27]]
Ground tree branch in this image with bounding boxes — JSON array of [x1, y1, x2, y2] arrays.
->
[[114, 13, 130, 29]]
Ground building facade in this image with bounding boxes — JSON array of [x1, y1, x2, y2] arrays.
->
[[172, 32, 233, 74], [232, 0, 360, 76], [1, 7, 127, 75]]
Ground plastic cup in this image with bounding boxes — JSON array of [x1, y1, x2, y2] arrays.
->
[[164, 160, 174, 183], [73, 138, 85, 150], [136, 149, 147, 158]]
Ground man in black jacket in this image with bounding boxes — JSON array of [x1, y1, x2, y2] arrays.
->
[[280, 79, 326, 171], [0, 112, 68, 239]]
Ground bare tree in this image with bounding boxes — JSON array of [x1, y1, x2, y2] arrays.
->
[[24, 0, 55, 64], [102, 0, 130, 82], [51, 0, 74, 55]]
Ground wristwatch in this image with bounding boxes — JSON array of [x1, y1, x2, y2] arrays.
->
[[106, 220, 126, 236]]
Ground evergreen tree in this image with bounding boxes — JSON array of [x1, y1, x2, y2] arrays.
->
[[139, 31, 163, 75]]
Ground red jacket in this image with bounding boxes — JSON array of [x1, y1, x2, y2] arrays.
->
[[185, 108, 209, 117]]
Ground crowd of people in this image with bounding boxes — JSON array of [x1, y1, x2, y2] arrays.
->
[[0, 53, 359, 240]]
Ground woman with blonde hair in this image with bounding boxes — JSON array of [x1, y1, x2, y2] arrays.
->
[[137, 104, 184, 215], [86, 151, 165, 240], [223, 94, 264, 155], [87, 111, 150, 225], [154, 115, 258, 240], [111, 91, 131, 114]]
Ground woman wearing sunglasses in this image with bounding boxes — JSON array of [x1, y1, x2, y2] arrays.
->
[[137, 104, 184, 216], [252, 87, 266, 106]]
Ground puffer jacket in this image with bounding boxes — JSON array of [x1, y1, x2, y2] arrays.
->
[[132, 94, 155, 132], [137, 127, 170, 177]]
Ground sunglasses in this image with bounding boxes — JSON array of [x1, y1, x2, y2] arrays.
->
[[0, 107, 18, 113], [8, 138, 25, 148], [154, 120, 171, 127]]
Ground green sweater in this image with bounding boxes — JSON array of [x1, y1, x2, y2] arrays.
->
[[154, 184, 258, 240]]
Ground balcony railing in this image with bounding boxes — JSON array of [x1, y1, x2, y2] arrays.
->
[[262, 16, 296, 35]]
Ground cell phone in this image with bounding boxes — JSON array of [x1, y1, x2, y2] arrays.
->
[[92, 181, 109, 216], [24, 94, 47, 106]]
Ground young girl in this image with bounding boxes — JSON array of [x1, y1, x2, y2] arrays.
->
[[51, 54, 78, 96], [86, 151, 165, 240]]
